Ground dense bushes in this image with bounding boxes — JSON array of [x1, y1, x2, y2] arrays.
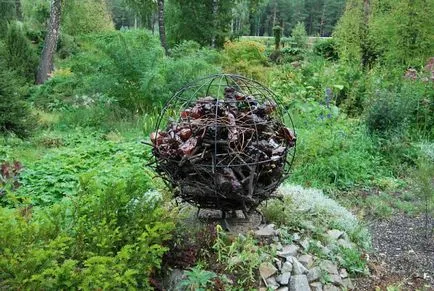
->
[[0, 177, 175, 289], [0, 22, 37, 138], [365, 80, 434, 138], [32, 30, 221, 115], [0, 127, 175, 288], [270, 60, 366, 116], [291, 22, 308, 50], [313, 38, 338, 61], [270, 54, 432, 188], [334, 0, 434, 67], [222, 40, 269, 81]]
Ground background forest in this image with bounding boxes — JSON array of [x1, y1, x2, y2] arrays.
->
[[0, 0, 433, 290]]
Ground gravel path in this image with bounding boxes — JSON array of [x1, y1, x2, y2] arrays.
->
[[354, 213, 434, 290]]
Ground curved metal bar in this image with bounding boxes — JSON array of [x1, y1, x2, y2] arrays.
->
[[151, 74, 297, 211]]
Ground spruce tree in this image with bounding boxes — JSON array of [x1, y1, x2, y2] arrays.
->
[[0, 66, 34, 138], [5, 22, 38, 82]]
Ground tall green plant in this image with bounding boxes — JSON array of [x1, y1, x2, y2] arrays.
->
[[0, 68, 35, 138], [4, 21, 38, 81], [413, 156, 434, 238], [273, 25, 282, 50], [333, 0, 363, 64], [291, 21, 308, 49]]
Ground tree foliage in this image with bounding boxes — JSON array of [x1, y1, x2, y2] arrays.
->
[[0, 2, 17, 38], [167, 0, 234, 47], [334, 0, 434, 67], [232, 0, 346, 37], [123, 0, 156, 30], [62, 0, 114, 36]]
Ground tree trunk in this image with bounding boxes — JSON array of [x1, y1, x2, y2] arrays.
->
[[36, 0, 62, 84], [361, 0, 371, 68], [272, 0, 277, 27], [249, 11, 255, 35], [211, 0, 219, 48], [319, 0, 327, 36], [157, 0, 168, 55], [15, 0, 22, 21]]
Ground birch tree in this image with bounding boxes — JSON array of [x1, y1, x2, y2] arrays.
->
[[36, 0, 62, 84]]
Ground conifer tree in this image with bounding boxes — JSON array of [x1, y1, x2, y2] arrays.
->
[[5, 22, 37, 82], [0, 66, 34, 137]]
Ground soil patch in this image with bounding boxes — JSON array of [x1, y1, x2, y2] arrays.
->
[[354, 213, 434, 290]]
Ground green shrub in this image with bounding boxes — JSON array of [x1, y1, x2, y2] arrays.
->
[[338, 247, 368, 275], [223, 40, 269, 82], [281, 47, 304, 62], [180, 266, 217, 290], [332, 0, 363, 64], [284, 94, 383, 190], [269, 47, 304, 64], [313, 38, 338, 61], [334, 0, 434, 67], [31, 30, 166, 112], [223, 40, 267, 65], [270, 59, 366, 116], [329, 63, 366, 116], [291, 120, 382, 189], [291, 22, 308, 50], [57, 33, 79, 59], [31, 70, 81, 111], [0, 2, 15, 38], [212, 225, 266, 287], [0, 176, 175, 289], [170, 40, 201, 59], [365, 80, 434, 138], [365, 91, 407, 135]]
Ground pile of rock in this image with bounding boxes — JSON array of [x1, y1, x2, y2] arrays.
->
[[256, 225, 355, 291]]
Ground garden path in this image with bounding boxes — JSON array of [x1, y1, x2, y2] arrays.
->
[[354, 213, 433, 290]]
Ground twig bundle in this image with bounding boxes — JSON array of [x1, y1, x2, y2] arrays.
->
[[151, 87, 296, 212]]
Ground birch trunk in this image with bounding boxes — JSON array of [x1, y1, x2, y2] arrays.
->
[[36, 0, 62, 84], [157, 0, 169, 55], [211, 0, 219, 48], [15, 0, 22, 21]]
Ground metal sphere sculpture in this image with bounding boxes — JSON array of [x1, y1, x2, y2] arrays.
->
[[151, 74, 296, 214]]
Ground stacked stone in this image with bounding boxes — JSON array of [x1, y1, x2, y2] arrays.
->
[[256, 225, 355, 291]]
